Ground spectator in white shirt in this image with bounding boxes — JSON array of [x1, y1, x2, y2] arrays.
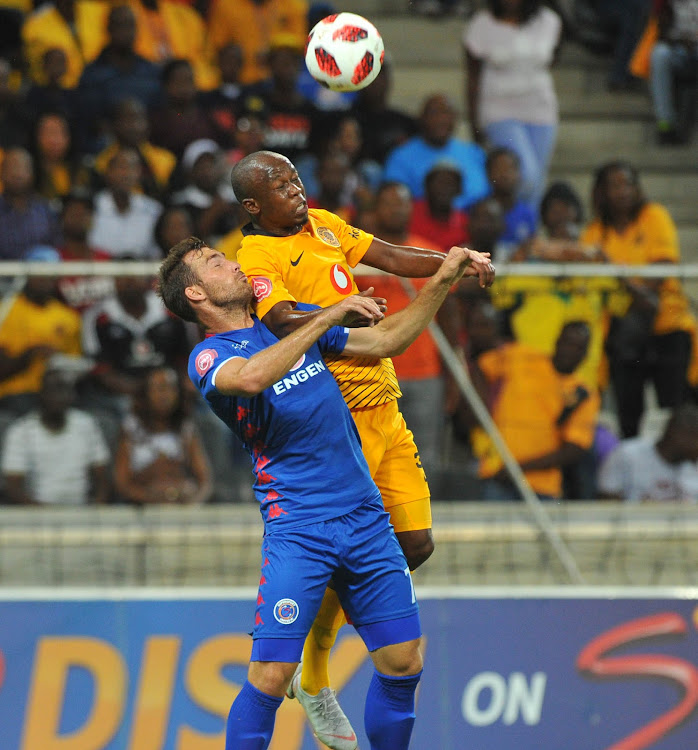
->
[[1, 367, 111, 504], [598, 404, 698, 502], [88, 147, 162, 259]]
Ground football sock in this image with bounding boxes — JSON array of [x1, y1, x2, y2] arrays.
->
[[225, 680, 283, 750], [300, 586, 347, 694], [364, 670, 422, 750]]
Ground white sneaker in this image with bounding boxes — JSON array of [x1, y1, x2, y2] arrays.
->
[[286, 665, 358, 750]]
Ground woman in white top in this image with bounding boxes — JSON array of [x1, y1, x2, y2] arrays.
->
[[114, 367, 212, 504], [464, 0, 562, 207]]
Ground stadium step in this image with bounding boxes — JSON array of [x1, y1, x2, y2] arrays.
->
[[374, 11, 698, 256], [390, 65, 652, 119]]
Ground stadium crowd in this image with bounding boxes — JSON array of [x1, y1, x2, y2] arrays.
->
[[0, 0, 697, 505]]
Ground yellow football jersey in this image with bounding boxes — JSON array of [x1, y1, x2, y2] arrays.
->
[[237, 208, 402, 410]]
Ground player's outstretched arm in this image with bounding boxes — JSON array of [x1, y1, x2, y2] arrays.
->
[[342, 245, 474, 359], [362, 237, 496, 288], [214, 296, 385, 397]]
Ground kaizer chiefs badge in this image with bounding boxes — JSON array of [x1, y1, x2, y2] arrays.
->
[[316, 226, 341, 246]]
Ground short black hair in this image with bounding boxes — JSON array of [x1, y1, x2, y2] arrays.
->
[[540, 181, 584, 224], [157, 236, 205, 323], [486, 146, 520, 173], [487, 0, 543, 23]]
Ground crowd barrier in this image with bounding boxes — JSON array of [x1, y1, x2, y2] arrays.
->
[[1, 504, 698, 587]]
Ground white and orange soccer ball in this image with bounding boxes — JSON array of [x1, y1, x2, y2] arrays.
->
[[305, 12, 385, 92]]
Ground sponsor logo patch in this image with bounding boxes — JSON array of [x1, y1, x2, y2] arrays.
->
[[273, 598, 299, 624], [251, 277, 273, 301], [290, 354, 306, 371], [195, 348, 218, 376], [330, 264, 352, 295], [316, 226, 341, 246]]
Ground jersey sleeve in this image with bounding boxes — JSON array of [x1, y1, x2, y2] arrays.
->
[[237, 240, 298, 320], [188, 340, 248, 400], [319, 210, 374, 267], [292, 303, 350, 355], [318, 325, 350, 355]]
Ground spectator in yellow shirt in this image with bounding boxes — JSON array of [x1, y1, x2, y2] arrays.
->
[[458, 304, 599, 500], [128, 0, 218, 91], [0, 246, 82, 416], [92, 98, 176, 200], [207, 0, 308, 85], [581, 160, 696, 438], [22, 0, 109, 88]]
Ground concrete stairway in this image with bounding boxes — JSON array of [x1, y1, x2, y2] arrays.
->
[[354, 11, 698, 262]]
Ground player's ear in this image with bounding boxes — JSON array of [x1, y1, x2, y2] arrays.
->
[[184, 283, 205, 303], [242, 197, 260, 217]]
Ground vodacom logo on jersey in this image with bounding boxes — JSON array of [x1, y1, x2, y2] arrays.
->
[[330, 264, 352, 295]]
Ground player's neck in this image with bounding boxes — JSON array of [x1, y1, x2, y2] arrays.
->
[[203, 306, 255, 335]]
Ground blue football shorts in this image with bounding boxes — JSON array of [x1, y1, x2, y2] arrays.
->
[[250, 495, 421, 662]]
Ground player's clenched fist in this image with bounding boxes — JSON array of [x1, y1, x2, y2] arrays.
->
[[452, 245, 496, 288], [438, 245, 495, 287], [326, 289, 387, 328]]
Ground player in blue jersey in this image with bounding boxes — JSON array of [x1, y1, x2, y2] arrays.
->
[[157, 236, 475, 750]]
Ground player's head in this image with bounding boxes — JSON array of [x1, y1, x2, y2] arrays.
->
[[592, 160, 645, 226], [231, 151, 308, 231], [158, 236, 252, 324], [552, 321, 590, 375]]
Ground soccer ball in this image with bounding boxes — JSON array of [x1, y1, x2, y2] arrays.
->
[[305, 12, 384, 92]]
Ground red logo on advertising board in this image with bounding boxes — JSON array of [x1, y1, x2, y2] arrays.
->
[[577, 612, 698, 749]]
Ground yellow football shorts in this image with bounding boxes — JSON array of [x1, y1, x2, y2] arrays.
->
[[351, 399, 432, 533]]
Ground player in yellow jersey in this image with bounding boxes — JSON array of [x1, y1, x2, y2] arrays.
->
[[232, 151, 494, 749]]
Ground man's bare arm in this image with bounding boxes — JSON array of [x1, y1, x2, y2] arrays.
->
[[262, 291, 387, 339], [341, 246, 473, 359], [362, 238, 495, 288], [215, 296, 384, 397]]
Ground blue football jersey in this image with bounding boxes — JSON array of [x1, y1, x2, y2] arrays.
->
[[189, 313, 381, 529]]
